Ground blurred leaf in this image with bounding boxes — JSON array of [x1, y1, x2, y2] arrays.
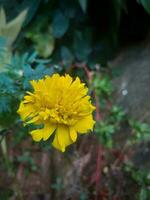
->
[[73, 31, 92, 61], [139, 188, 148, 200], [61, 46, 73, 68], [0, 96, 11, 113], [52, 10, 69, 38], [59, 0, 77, 18], [23, 63, 54, 89], [0, 189, 13, 200], [137, 0, 150, 14], [0, 0, 40, 26], [0, 8, 27, 46], [31, 33, 55, 58], [110, 105, 125, 122], [22, 0, 41, 26], [95, 121, 115, 148], [78, 0, 87, 13], [129, 120, 150, 141], [0, 73, 17, 94], [51, 178, 64, 191], [0, 7, 6, 27], [94, 75, 113, 96], [0, 37, 11, 72], [17, 152, 37, 171]]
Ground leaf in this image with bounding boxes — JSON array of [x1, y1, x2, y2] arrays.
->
[[94, 75, 113, 96], [52, 10, 69, 38], [32, 33, 55, 58], [0, 7, 6, 27], [61, 46, 73, 68], [23, 64, 54, 89], [0, 37, 12, 72], [78, 0, 87, 13], [73, 31, 92, 61], [22, 0, 41, 26], [59, 0, 77, 18], [139, 188, 148, 200], [0, 96, 11, 113], [137, 0, 150, 14], [0, 9, 28, 46], [0, 73, 16, 94]]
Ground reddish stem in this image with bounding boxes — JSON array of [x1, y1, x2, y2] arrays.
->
[[95, 146, 104, 200], [94, 91, 102, 121]]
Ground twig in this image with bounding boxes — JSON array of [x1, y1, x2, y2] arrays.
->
[[95, 146, 104, 200], [111, 142, 129, 169], [94, 91, 102, 121]]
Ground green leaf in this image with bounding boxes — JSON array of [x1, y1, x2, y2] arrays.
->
[[59, 0, 77, 18], [110, 105, 125, 122], [0, 9, 27, 46], [23, 63, 54, 89], [95, 121, 116, 148], [139, 188, 148, 200], [78, 0, 87, 13], [23, 0, 41, 27], [52, 10, 69, 38], [0, 188, 13, 200], [32, 33, 55, 58], [137, 0, 150, 14], [61, 46, 73, 68], [0, 37, 12, 72], [0, 96, 11, 113], [94, 75, 113, 96], [0, 73, 17, 94], [73, 31, 92, 61], [0, 7, 6, 27]]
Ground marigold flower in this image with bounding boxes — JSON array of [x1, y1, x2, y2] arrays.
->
[[17, 74, 95, 152]]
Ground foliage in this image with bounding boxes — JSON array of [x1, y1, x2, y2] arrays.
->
[[0, 38, 54, 129], [0, 0, 150, 199], [124, 162, 150, 200], [0, 7, 27, 47], [137, 0, 150, 14]]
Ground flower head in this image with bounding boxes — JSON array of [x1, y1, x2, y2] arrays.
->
[[18, 74, 95, 152]]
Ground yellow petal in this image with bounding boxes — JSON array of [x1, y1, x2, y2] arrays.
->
[[43, 123, 56, 141], [73, 115, 95, 134], [17, 102, 35, 121], [69, 127, 77, 142], [30, 129, 43, 141], [30, 123, 56, 142], [23, 93, 34, 103], [52, 133, 62, 151], [53, 125, 73, 152], [61, 74, 73, 88], [27, 115, 40, 124], [30, 80, 38, 90], [30, 79, 45, 91]]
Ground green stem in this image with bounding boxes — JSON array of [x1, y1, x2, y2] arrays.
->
[[0, 135, 10, 172]]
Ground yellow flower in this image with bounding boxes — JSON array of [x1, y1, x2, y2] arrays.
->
[[17, 74, 95, 152]]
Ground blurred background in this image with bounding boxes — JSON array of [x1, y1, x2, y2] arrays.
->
[[0, 0, 150, 199]]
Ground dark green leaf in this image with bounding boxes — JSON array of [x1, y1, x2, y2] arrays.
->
[[73, 31, 92, 61], [138, 0, 150, 14], [61, 46, 73, 68], [78, 0, 87, 13], [139, 188, 148, 200], [0, 96, 11, 113], [52, 10, 69, 38]]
